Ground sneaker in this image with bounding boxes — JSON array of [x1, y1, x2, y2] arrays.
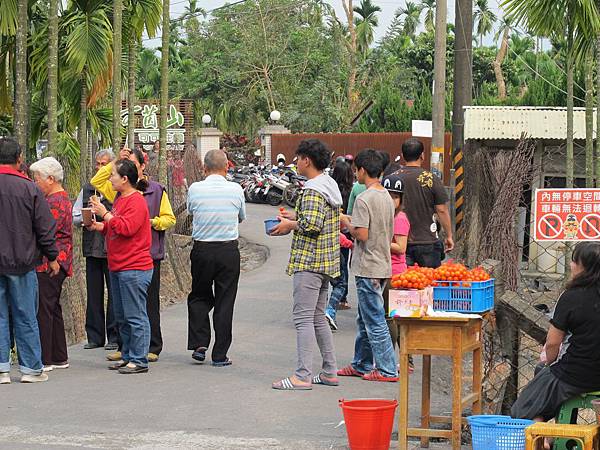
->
[[52, 362, 69, 370], [147, 353, 159, 363], [42, 365, 53, 372], [106, 351, 122, 362], [362, 369, 398, 382], [21, 373, 49, 383], [0, 373, 10, 384], [118, 363, 148, 374], [325, 312, 338, 331]]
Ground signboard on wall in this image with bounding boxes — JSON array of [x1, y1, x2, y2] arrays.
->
[[120, 99, 194, 152], [534, 188, 600, 241]]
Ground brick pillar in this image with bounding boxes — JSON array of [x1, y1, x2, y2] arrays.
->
[[258, 124, 290, 166], [195, 127, 222, 162]]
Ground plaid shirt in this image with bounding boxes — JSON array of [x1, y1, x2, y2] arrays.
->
[[286, 188, 340, 278]]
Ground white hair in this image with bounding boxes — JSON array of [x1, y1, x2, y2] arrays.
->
[[96, 148, 115, 160], [30, 157, 64, 183]]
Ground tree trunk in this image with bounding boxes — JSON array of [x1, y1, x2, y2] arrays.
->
[[127, 39, 137, 149], [585, 52, 594, 188], [112, 0, 123, 151], [14, 0, 28, 153], [431, 0, 447, 178], [47, 0, 59, 156], [159, 0, 170, 185], [452, 0, 473, 238], [566, 27, 574, 188], [79, 72, 88, 186], [596, 37, 600, 187], [341, 0, 358, 121], [493, 26, 509, 100]]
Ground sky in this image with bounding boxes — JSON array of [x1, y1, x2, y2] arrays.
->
[[145, 0, 507, 48]]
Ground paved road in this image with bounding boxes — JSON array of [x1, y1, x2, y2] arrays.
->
[[1, 204, 458, 450]]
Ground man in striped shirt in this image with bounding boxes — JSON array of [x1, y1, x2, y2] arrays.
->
[[186, 149, 246, 367]]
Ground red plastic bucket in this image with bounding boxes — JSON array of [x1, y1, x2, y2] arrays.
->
[[339, 398, 398, 450]]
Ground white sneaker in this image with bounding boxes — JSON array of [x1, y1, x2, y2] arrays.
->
[[42, 365, 53, 372], [52, 363, 69, 370], [20, 373, 49, 383], [0, 373, 10, 384]]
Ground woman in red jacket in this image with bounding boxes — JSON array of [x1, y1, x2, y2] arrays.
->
[[89, 159, 154, 374]]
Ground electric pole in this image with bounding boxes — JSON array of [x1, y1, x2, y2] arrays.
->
[[431, 0, 447, 178]]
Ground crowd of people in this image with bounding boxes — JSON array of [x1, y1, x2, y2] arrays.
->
[[0, 135, 243, 382]]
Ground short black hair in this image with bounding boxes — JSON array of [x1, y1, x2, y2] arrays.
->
[[378, 151, 390, 170], [355, 148, 385, 178], [295, 139, 331, 171], [402, 138, 424, 162], [0, 137, 21, 164]]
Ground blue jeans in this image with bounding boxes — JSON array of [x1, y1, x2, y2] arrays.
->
[[326, 247, 349, 320], [110, 269, 153, 367], [351, 277, 397, 378], [0, 271, 43, 374]]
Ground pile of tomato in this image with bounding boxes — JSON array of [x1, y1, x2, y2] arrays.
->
[[390, 262, 491, 290]]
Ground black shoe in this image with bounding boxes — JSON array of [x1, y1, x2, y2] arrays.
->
[[192, 347, 207, 362], [84, 343, 102, 350], [104, 342, 119, 351], [108, 361, 128, 371], [118, 364, 149, 374], [211, 357, 232, 367]]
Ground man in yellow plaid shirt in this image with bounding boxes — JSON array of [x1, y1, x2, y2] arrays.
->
[[270, 139, 342, 390]]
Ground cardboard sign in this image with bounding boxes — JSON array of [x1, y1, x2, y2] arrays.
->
[[389, 287, 433, 318], [534, 188, 600, 241]]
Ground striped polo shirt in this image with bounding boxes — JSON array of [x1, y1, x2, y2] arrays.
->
[[187, 174, 246, 242]]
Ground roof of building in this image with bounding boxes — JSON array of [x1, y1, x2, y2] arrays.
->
[[464, 106, 597, 140]]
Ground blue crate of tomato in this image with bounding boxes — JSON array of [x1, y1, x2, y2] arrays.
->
[[432, 279, 495, 313]]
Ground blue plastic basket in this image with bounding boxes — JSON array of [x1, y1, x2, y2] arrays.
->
[[468, 415, 534, 450], [433, 279, 495, 313]]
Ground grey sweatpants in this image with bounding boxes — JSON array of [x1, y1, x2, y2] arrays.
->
[[293, 271, 338, 382]]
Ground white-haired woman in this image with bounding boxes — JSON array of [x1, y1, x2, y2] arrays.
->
[[29, 157, 73, 372]]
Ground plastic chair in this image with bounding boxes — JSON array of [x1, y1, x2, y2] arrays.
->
[[552, 391, 600, 450], [525, 423, 599, 450]]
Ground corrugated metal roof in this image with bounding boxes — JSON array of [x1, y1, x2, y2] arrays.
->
[[464, 106, 597, 140]]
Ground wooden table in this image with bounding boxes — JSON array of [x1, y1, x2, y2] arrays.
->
[[396, 315, 483, 450]]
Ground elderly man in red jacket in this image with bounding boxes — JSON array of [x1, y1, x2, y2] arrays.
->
[[0, 138, 59, 384]]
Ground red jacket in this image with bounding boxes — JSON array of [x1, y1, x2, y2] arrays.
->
[[102, 191, 153, 272]]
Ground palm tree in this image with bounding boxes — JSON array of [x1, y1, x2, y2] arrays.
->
[[503, 0, 600, 189], [47, 0, 59, 155], [353, 0, 381, 57], [124, 0, 161, 149], [420, 0, 435, 33], [112, 0, 123, 152], [474, 0, 497, 47], [14, 0, 28, 151], [62, 0, 113, 182], [159, 0, 169, 185], [395, 2, 421, 38]]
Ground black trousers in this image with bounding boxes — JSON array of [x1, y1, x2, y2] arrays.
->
[[406, 241, 444, 269], [37, 270, 68, 365], [115, 260, 163, 355], [85, 257, 118, 346], [147, 260, 163, 355], [187, 240, 240, 362]]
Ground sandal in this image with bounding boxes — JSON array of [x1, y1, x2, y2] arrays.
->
[[337, 365, 364, 377], [272, 376, 312, 390], [211, 357, 232, 367], [312, 373, 339, 386]]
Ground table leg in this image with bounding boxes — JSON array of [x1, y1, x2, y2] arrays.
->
[[420, 355, 431, 448], [451, 327, 463, 450], [473, 343, 482, 415], [399, 325, 409, 450]]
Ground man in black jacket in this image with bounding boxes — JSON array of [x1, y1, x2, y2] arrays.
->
[[0, 137, 59, 384], [73, 149, 118, 350]]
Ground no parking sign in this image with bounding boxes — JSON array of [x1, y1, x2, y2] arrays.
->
[[534, 189, 600, 241]]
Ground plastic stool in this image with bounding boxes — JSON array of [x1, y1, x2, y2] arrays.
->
[[525, 423, 599, 450], [555, 391, 600, 450]]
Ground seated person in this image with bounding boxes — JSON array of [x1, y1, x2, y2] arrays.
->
[[512, 242, 600, 423]]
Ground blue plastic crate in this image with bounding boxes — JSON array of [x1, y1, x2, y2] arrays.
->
[[433, 279, 495, 313], [467, 415, 534, 450]]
